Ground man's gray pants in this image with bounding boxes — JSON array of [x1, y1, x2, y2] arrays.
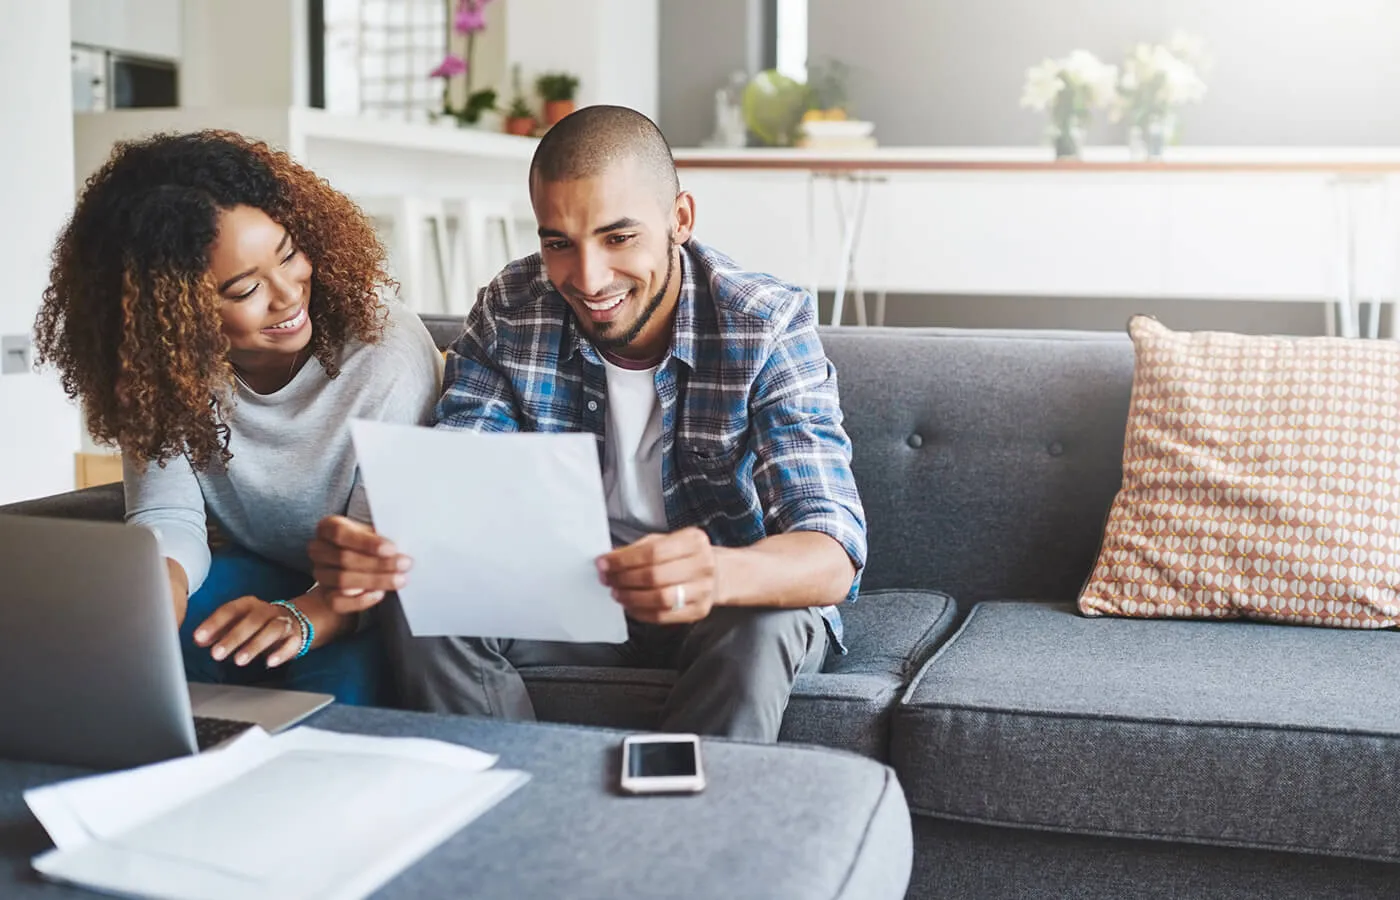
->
[[382, 600, 828, 743]]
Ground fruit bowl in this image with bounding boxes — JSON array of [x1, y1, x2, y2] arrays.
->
[[800, 119, 875, 139]]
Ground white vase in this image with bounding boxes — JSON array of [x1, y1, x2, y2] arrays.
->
[[1052, 121, 1088, 160], [1128, 113, 1176, 161]]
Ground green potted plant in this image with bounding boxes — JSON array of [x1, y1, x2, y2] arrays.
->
[[535, 72, 581, 126], [502, 64, 536, 136], [504, 95, 536, 136], [803, 57, 850, 121]]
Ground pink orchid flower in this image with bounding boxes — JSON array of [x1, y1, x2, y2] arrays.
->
[[454, 2, 487, 34], [429, 54, 468, 79]]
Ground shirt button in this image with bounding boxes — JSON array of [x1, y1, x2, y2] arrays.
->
[[907, 433, 924, 449], [587, 400, 599, 412]]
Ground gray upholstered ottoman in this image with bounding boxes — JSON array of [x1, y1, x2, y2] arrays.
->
[[1, 706, 912, 899]]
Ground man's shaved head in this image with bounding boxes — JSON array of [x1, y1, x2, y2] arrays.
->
[[527, 105, 696, 364], [529, 105, 680, 205]]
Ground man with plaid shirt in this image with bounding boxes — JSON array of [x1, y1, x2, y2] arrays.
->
[[311, 106, 865, 741]]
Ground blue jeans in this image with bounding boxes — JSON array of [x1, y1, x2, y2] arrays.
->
[[179, 547, 389, 706]]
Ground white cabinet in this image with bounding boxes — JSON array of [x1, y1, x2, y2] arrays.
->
[[856, 175, 1169, 297], [1162, 177, 1332, 301]]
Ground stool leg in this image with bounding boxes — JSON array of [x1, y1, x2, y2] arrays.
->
[[499, 213, 520, 263], [444, 213, 469, 314], [806, 173, 821, 303], [1328, 179, 1360, 339], [830, 178, 854, 326], [398, 198, 427, 312], [467, 212, 488, 302], [428, 215, 453, 315], [848, 178, 873, 327]]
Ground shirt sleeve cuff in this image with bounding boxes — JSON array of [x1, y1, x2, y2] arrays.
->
[[141, 522, 212, 597], [785, 515, 867, 603]]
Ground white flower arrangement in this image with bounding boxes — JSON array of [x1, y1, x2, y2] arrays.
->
[[1020, 50, 1118, 156], [1020, 50, 1118, 117], [1113, 31, 1210, 131]]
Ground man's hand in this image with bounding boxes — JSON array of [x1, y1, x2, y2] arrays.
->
[[307, 516, 412, 614], [193, 597, 302, 668], [598, 528, 720, 625]]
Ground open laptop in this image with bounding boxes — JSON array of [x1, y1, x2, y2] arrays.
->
[[0, 514, 333, 770]]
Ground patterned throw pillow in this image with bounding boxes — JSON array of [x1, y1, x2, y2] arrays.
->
[[1079, 316, 1400, 629]]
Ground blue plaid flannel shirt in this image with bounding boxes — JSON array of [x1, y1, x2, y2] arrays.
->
[[436, 240, 867, 647]]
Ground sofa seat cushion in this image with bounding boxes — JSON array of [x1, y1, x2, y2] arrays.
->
[[893, 601, 1400, 862], [523, 590, 957, 760], [0, 483, 124, 521]]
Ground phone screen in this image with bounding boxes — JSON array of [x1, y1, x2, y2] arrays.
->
[[627, 740, 698, 778]]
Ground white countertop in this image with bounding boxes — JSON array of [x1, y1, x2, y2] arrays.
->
[[75, 107, 540, 160], [672, 145, 1400, 172], [73, 109, 1400, 170]]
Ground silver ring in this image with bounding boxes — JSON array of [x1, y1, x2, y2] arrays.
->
[[673, 583, 686, 610]]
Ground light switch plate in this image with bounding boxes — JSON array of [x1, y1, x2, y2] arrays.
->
[[2, 334, 33, 375]]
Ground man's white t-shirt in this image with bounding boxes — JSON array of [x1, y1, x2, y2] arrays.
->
[[600, 354, 668, 547]]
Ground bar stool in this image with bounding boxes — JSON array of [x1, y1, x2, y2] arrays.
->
[[356, 195, 454, 313], [808, 171, 887, 327], [445, 199, 527, 314]]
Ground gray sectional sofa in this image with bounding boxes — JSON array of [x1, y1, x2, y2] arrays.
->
[[6, 320, 1399, 899]]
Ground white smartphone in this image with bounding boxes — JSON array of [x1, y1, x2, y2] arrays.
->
[[620, 733, 706, 795]]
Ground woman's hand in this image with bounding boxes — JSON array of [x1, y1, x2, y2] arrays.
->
[[308, 516, 412, 614], [193, 596, 304, 668]]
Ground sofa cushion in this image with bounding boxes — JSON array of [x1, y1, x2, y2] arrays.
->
[[821, 327, 1133, 608], [525, 590, 957, 760], [1081, 316, 1400, 628], [894, 601, 1400, 861], [0, 483, 124, 522], [420, 314, 468, 351]]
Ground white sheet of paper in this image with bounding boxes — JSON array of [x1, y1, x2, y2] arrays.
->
[[26, 727, 525, 900], [351, 420, 629, 643], [25, 728, 499, 852]]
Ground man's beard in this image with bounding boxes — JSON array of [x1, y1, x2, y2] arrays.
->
[[591, 238, 676, 353]]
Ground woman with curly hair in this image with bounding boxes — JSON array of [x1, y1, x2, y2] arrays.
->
[[34, 130, 441, 704]]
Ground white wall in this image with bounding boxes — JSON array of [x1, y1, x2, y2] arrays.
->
[[657, 0, 757, 147], [0, 0, 81, 503], [805, 0, 1400, 147], [181, 0, 308, 107], [505, 0, 659, 121], [70, 0, 182, 59], [594, 0, 658, 122]]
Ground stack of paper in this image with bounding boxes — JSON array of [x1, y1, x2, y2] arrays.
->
[[25, 727, 529, 900]]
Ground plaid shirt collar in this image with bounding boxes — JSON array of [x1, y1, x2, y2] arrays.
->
[[561, 243, 702, 370]]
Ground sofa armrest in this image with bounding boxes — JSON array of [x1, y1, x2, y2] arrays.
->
[[0, 483, 124, 522]]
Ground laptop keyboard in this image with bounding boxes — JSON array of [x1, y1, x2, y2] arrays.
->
[[194, 715, 255, 751]]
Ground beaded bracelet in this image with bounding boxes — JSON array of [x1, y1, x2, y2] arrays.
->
[[270, 599, 315, 659]]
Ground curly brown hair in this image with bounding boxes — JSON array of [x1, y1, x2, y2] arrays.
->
[[35, 129, 392, 470]]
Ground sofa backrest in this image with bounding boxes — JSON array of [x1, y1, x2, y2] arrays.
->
[[421, 314, 468, 350], [822, 327, 1134, 607], [424, 314, 1136, 607]]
